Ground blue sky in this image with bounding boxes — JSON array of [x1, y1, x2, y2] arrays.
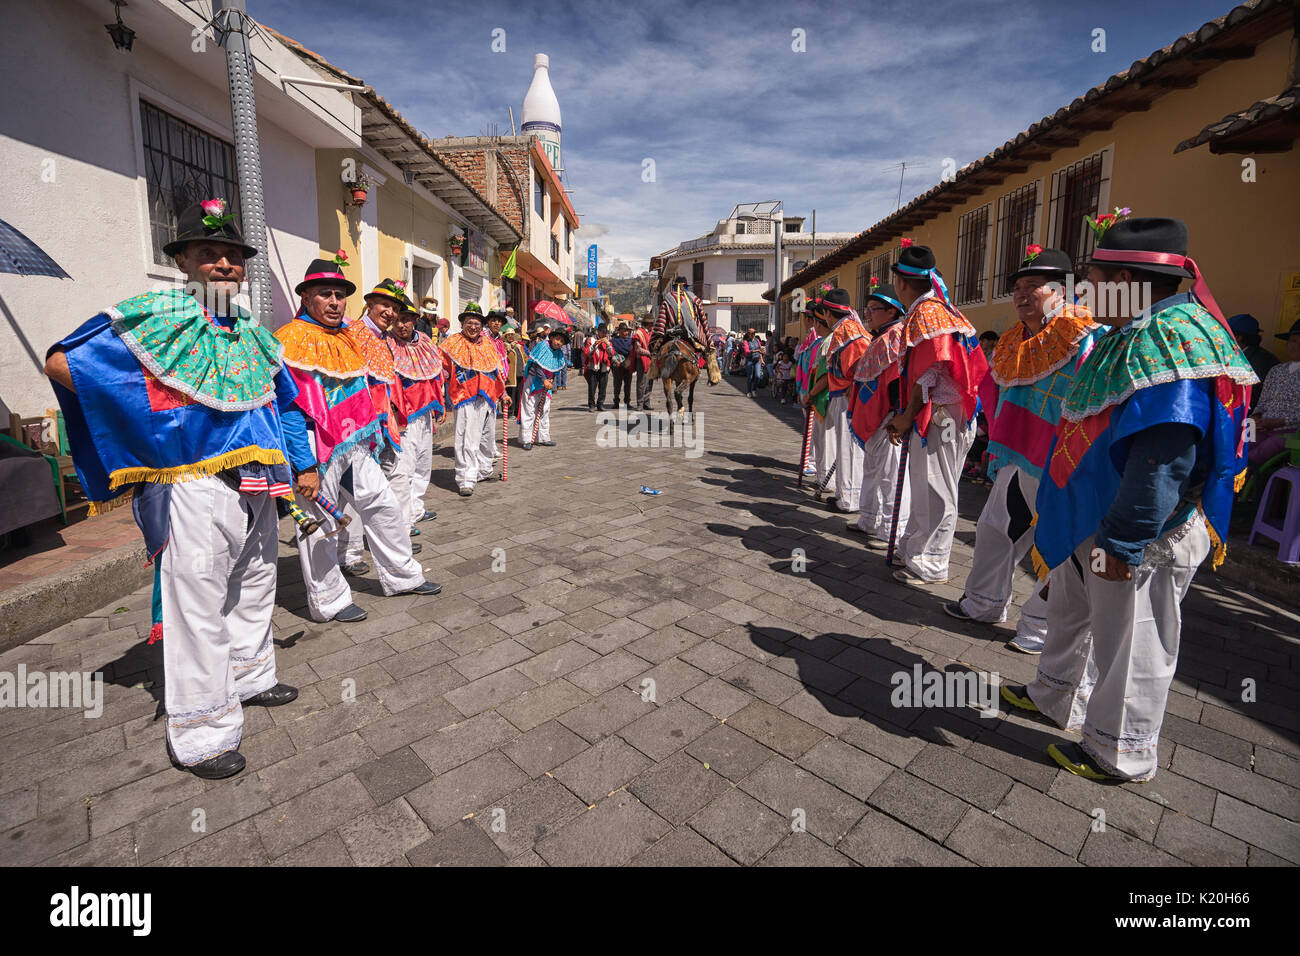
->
[[260, 0, 1238, 275]]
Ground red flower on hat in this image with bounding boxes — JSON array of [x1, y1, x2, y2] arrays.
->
[[1025, 244, 1042, 262], [869, 275, 880, 289], [900, 237, 914, 248], [333, 249, 348, 269], [200, 198, 233, 230]]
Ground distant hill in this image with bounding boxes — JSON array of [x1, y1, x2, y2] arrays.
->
[[597, 275, 657, 316]]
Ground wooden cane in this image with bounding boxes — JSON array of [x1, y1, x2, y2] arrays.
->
[[797, 407, 813, 488], [530, 388, 543, 445], [814, 462, 837, 501], [884, 427, 911, 568]]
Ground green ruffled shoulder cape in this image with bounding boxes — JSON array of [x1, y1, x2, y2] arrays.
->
[[1061, 302, 1255, 422], [108, 289, 284, 411]]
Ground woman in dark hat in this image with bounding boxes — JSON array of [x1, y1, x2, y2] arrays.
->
[[1005, 215, 1256, 785], [43, 199, 300, 780], [1248, 318, 1300, 466]]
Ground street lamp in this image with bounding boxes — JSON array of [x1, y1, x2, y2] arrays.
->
[[105, 1, 135, 53]]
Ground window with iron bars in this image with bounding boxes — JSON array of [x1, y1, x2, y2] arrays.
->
[[692, 261, 705, 299], [140, 101, 239, 267], [870, 248, 899, 289], [992, 182, 1040, 298], [954, 205, 991, 306], [550, 234, 560, 261], [1047, 148, 1110, 270], [857, 261, 872, 312], [736, 259, 764, 282]]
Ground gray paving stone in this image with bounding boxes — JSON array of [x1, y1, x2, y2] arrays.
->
[[355, 746, 435, 804], [1078, 827, 1186, 867], [257, 731, 376, 804], [271, 829, 354, 867], [281, 696, 390, 751], [135, 773, 271, 863], [409, 819, 508, 866], [156, 818, 269, 867], [946, 807, 1080, 866], [496, 679, 589, 733], [552, 735, 652, 804], [993, 782, 1092, 858], [725, 700, 826, 759], [372, 664, 466, 713], [797, 737, 894, 802], [686, 724, 776, 782], [721, 659, 803, 705], [631, 826, 738, 866], [474, 775, 587, 859], [514, 641, 600, 684], [536, 790, 670, 866], [1211, 794, 1300, 864], [684, 676, 755, 720], [1047, 771, 1163, 842], [565, 649, 651, 696], [838, 810, 972, 867], [256, 773, 375, 859], [679, 639, 747, 674], [1, 801, 89, 866], [379, 640, 458, 680], [1170, 746, 1298, 819], [338, 797, 431, 866], [444, 668, 538, 718], [356, 697, 464, 756], [907, 744, 1014, 812], [739, 756, 868, 844], [625, 656, 710, 702], [629, 750, 734, 826], [619, 698, 717, 762], [406, 751, 528, 832], [758, 833, 855, 867], [1154, 809, 1250, 867], [450, 639, 533, 682], [868, 770, 970, 843], [410, 710, 519, 775], [558, 687, 656, 742], [573, 616, 651, 655], [87, 767, 206, 838], [502, 720, 591, 777], [688, 787, 788, 865]]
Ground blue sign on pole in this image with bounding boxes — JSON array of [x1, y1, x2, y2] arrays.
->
[[587, 245, 597, 288]]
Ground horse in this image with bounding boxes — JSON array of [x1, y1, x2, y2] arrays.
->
[[653, 337, 721, 421]]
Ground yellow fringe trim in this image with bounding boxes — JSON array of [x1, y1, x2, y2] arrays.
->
[[1026, 515, 1050, 581], [87, 488, 135, 516], [107, 447, 286, 490], [1200, 503, 1228, 571], [1233, 468, 1247, 493]]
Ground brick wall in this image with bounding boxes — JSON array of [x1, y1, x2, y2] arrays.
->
[[431, 143, 530, 234]]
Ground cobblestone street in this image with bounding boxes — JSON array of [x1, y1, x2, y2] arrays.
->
[[2, 376, 1297, 867]]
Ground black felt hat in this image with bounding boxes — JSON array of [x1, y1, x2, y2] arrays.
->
[[1009, 246, 1073, 283], [162, 198, 258, 258], [893, 244, 937, 275], [1085, 217, 1194, 279], [294, 258, 357, 296], [1277, 319, 1300, 341], [814, 287, 852, 314], [364, 278, 411, 309]]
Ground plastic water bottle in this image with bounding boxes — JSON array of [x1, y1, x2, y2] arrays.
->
[[640, 486, 661, 495]]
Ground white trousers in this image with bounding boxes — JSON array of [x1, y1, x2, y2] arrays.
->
[[813, 404, 837, 488], [899, 407, 975, 582], [520, 388, 551, 444], [378, 415, 433, 527], [298, 444, 425, 622], [162, 477, 278, 765], [1028, 518, 1210, 780], [454, 397, 497, 488], [857, 425, 909, 541], [828, 393, 863, 511], [959, 466, 1047, 641]]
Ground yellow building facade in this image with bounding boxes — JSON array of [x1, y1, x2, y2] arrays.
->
[[775, 2, 1299, 360]]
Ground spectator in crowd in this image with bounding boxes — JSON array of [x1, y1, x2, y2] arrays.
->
[[610, 321, 635, 409], [1249, 318, 1300, 467], [633, 317, 654, 409], [417, 297, 438, 340], [979, 329, 999, 359], [775, 348, 795, 404], [503, 322, 526, 411], [584, 323, 613, 411], [746, 334, 766, 398], [1230, 314, 1280, 404]]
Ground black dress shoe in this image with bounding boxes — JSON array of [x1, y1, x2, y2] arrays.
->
[[478, 472, 500, 483], [243, 683, 299, 707], [537, 440, 557, 447], [406, 580, 443, 595], [334, 603, 368, 623], [173, 749, 246, 780], [411, 542, 423, 554], [521, 443, 533, 451]]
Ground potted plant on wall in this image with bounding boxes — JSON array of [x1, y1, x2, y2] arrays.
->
[[346, 172, 374, 206], [448, 232, 465, 259]]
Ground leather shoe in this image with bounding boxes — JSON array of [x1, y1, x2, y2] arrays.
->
[[521, 443, 533, 451], [537, 440, 557, 447], [174, 749, 245, 780], [334, 603, 368, 623], [411, 542, 423, 554], [406, 580, 443, 595], [243, 683, 299, 707]]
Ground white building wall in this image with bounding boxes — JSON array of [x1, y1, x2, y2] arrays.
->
[[0, 0, 322, 415]]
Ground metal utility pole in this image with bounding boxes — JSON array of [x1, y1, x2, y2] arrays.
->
[[811, 209, 816, 263], [214, 0, 272, 325], [773, 203, 783, 336]]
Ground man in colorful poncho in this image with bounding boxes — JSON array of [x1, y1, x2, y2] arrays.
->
[[440, 302, 508, 496], [276, 259, 439, 625], [520, 327, 569, 450], [942, 248, 1102, 655], [1000, 217, 1255, 782], [886, 242, 989, 585], [801, 308, 836, 489], [338, 278, 407, 574], [383, 302, 445, 527], [847, 279, 909, 543], [817, 288, 872, 512], [44, 200, 300, 779], [793, 318, 822, 478], [653, 275, 721, 385]]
